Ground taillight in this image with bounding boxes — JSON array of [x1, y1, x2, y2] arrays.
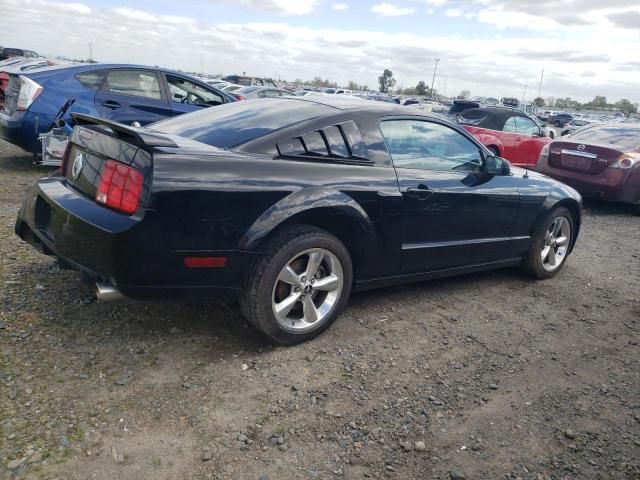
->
[[59, 141, 73, 175], [234, 94, 247, 101], [16, 75, 43, 111], [538, 143, 550, 162], [96, 160, 144, 215]]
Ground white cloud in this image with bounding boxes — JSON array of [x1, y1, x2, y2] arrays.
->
[[371, 2, 415, 16], [1, 0, 639, 102], [445, 7, 462, 16], [216, 0, 320, 15], [332, 2, 349, 10]]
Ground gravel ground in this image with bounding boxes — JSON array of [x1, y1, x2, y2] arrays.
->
[[0, 139, 639, 480]]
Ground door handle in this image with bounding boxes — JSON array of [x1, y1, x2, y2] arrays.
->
[[406, 185, 433, 200], [101, 101, 121, 110]]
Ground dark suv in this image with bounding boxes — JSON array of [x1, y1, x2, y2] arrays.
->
[[549, 112, 573, 127], [0, 48, 40, 60]]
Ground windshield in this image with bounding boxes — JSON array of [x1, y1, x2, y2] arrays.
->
[[570, 124, 640, 151], [151, 98, 334, 148]]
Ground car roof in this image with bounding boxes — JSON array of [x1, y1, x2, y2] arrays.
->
[[286, 95, 409, 114], [21, 63, 212, 80]]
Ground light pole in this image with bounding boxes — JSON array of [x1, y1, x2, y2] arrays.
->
[[430, 57, 440, 100], [538, 68, 544, 99], [522, 84, 528, 106]]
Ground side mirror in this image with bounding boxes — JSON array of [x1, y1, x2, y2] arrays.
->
[[485, 154, 511, 176]]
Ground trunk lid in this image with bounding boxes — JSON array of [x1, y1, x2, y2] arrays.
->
[[64, 125, 151, 202], [548, 140, 621, 175]]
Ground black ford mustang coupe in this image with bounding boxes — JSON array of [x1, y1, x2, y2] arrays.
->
[[16, 97, 582, 344]]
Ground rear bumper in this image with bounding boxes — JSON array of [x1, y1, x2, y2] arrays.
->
[[537, 159, 640, 205], [0, 110, 38, 152], [16, 178, 257, 302]]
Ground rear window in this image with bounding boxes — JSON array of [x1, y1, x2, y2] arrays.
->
[[2, 48, 23, 56], [152, 98, 334, 148], [570, 125, 640, 151], [458, 109, 489, 126]]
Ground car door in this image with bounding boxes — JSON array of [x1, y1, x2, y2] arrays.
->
[[498, 115, 527, 166], [513, 116, 546, 166], [380, 118, 520, 273], [164, 74, 226, 117], [95, 69, 171, 125]]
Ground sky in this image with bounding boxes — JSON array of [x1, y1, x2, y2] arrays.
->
[[3, 0, 640, 103]]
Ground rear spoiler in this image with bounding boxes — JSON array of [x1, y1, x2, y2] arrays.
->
[[71, 113, 178, 148]]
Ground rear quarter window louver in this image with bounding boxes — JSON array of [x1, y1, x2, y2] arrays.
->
[[277, 121, 371, 165]]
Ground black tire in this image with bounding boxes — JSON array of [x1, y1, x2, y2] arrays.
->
[[488, 146, 500, 156], [522, 206, 575, 279], [240, 225, 353, 345]]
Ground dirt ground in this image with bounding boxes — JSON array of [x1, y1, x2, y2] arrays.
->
[[0, 139, 638, 480]]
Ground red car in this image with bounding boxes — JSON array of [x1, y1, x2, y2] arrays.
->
[[458, 107, 550, 168], [536, 123, 640, 213]]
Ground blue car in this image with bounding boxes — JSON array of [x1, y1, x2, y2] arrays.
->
[[0, 63, 236, 154]]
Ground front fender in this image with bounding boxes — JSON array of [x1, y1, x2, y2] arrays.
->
[[241, 187, 374, 250]]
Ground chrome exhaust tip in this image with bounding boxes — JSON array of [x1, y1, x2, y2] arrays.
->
[[95, 282, 125, 302]]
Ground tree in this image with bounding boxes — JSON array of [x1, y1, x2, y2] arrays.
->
[[458, 90, 470, 99], [533, 97, 545, 107], [378, 69, 396, 94], [347, 80, 359, 91], [591, 95, 607, 110], [416, 81, 427, 96], [546, 96, 556, 108], [614, 98, 637, 117]]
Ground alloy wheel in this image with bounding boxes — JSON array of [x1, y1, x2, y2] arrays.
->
[[271, 248, 344, 333], [541, 216, 571, 272]]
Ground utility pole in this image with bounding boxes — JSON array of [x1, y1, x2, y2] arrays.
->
[[430, 57, 440, 100], [522, 84, 528, 106], [88, 42, 93, 61], [538, 68, 544, 98]]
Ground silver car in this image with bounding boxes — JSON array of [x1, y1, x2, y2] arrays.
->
[[231, 86, 294, 100]]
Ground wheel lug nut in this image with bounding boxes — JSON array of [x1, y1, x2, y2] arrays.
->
[[301, 276, 307, 282], [295, 287, 301, 292]]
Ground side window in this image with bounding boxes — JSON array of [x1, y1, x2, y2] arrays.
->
[[502, 117, 518, 133], [166, 75, 223, 106], [380, 120, 482, 172], [105, 70, 162, 100], [514, 116, 537, 136], [76, 71, 106, 90], [255, 79, 264, 86]]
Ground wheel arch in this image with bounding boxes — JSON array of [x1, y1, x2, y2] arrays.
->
[[534, 196, 582, 254], [241, 187, 376, 273], [474, 133, 503, 156]]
